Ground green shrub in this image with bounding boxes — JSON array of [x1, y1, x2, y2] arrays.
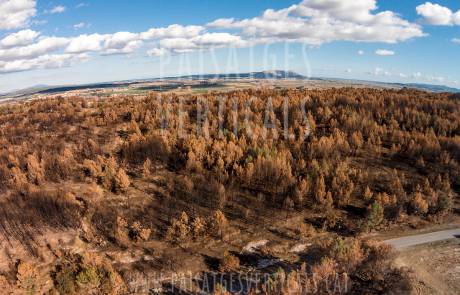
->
[[55, 268, 76, 295], [76, 267, 101, 287]]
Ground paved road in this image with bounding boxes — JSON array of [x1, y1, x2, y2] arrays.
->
[[385, 228, 460, 249]]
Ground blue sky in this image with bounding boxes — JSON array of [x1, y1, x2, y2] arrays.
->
[[0, 0, 459, 93]]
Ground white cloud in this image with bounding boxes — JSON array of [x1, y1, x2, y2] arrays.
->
[[209, 0, 425, 44], [452, 38, 460, 44], [292, 0, 378, 22], [365, 69, 455, 86], [73, 22, 90, 30], [416, 2, 460, 25], [76, 3, 88, 9], [0, 29, 40, 48], [207, 18, 235, 28], [455, 12, 460, 25], [141, 24, 204, 40], [427, 75, 445, 83], [31, 19, 47, 26], [159, 38, 195, 52], [147, 47, 168, 57], [192, 33, 246, 47], [101, 40, 142, 55], [47, 5, 66, 14], [152, 32, 247, 55], [357, 50, 364, 55], [0, 0, 36, 30], [102, 32, 141, 55], [104, 32, 139, 48], [369, 67, 391, 76], [0, 53, 88, 73], [412, 72, 457, 85], [0, 22, 243, 74], [0, 37, 69, 61], [65, 34, 106, 53], [0, 1, 432, 75], [375, 49, 395, 56], [65, 32, 142, 55]]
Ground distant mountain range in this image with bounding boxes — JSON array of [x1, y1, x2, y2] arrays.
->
[[166, 70, 307, 80], [390, 82, 460, 93], [1, 70, 459, 99]]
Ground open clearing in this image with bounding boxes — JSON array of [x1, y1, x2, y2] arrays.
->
[[394, 240, 460, 295]]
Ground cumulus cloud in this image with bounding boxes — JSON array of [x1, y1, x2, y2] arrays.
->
[[209, 0, 425, 44], [416, 2, 460, 25], [0, 25, 207, 74], [0, 53, 88, 73], [193, 32, 245, 47], [0, 0, 36, 30], [140, 24, 204, 40], [150, 32, 247, 55], [101, 32, 142, 55], [147, 47, 168, 57], [207, 18, 235, 28], [375, 49, 395, 56], [0, 20, 244, 74], [0, 1, 432, 75], [65, 34, 105, 53], [158, 38, 195, 52], [0, 37, 69, 61], [0, 29, 40, 48], [65, 32, 142, 55]]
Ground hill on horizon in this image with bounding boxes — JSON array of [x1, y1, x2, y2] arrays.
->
[[1, 70, 459, 99]]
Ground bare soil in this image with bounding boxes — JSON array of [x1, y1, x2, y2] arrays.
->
[[394, 240, 460, 295]]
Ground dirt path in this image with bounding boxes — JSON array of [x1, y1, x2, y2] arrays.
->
[[384, 228, 460, 249]]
